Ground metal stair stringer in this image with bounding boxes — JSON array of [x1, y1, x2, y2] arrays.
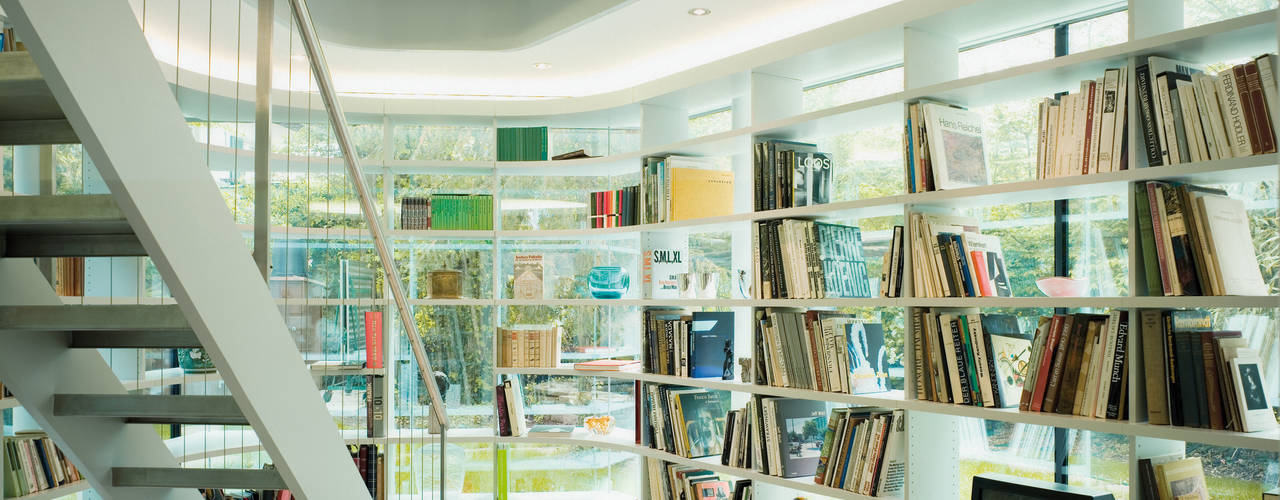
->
[[0, 1, 372, 499], [0, 259, 202, 500]]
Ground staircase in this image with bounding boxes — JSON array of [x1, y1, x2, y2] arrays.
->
[[0, 0, 374, 498]]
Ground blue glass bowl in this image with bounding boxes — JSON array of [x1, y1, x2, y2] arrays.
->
[[588, 266, 629, 299]]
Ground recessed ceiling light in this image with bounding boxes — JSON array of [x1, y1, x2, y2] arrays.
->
[[687, 7, 711, 16], [532, 62, 552, 70]]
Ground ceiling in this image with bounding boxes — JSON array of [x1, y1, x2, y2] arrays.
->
[[127, 0, 899, 101]]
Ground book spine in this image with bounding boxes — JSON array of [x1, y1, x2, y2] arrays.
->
[[1030, 315, 1063, 412], [911, 309, 927, 399], [1244, 61, 1276, 153], [1105, 312, 1129, 420], [1160, 185, 1202, 296], [1233, 65, 1263, 155], [949, 319, 973, 406], [1042, 315, 1075, 413], [1200, 333, 1225, 430], [1218, 67, 1253, 157], [1145, 182, 1174, 295]]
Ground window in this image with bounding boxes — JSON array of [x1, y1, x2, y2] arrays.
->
[[1185, 0, 1279, 28], [1068, 10, 1129, 53], [392, 124, 494, 161], [803, 66, 904, 113], [959, 29, 1055, 78], [689, 108, 733, 137]]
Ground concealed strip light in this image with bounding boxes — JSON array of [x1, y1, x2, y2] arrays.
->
[[532, 62, 552, 70], [687, 7, 711, 16]]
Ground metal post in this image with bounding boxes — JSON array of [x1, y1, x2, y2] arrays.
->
[[253, 0, 273, 280], [285, 0, 448, 429]]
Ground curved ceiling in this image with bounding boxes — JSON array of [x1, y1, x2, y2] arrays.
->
[[130, 0, 899, 101]]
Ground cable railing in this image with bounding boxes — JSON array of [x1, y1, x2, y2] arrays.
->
[[285, 0, 450, 439]]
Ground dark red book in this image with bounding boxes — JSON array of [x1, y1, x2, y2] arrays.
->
[[495, 384, 511, 436]]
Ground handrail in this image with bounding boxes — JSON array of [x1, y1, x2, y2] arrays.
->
[[286, 0, 449, 431]]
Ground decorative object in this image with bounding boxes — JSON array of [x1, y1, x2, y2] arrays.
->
[[430, 269, 463, 299], [583, 415, 615, 436], [1035, 276, 1088, 297], [677, 272, 696, 299], [736, 269, 752, 299], [738, 357, 753, 383], [697, 272, 718, 299], [178, 347, 216, 373], [587, 266, 628, 299]]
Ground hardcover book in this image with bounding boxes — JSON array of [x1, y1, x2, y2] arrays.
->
[[691, 311, 735, 380], [364, 311, 383, 369], [512, 253, 544, 300], [792, 151, 833, 207], [769, 398, 827, 478], [677, 389, 731, 458], [922, 103, 989, 190], [982, 315, 1032, 408], [848, 322, 889, 394], [642, 231, 690, 299]]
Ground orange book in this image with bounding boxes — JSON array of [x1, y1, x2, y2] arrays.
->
[[969, 251, 992, 297]]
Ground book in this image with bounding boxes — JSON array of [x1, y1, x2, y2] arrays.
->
[[1154, 457, 1209, 500], [497, 127, 548, 161], [1230, 352, 1278, 432], [497, 325, 562, 368], [573, 359, 641, 372], [366, 375, 385, 438], [589, 185, 640, 228], [512, 254, 544, 300], [981, 315, 1032, 409], [1195, 194, 1269, 295], [526, 425, 575, 437], [921, 102, 989, 190], [690, 311, 735, 380], [672, 388, 731, 458], [551, 149, 593, 160], [364, 311, 383, 369], [767, 398, 827, 478], [1137, 181, 1266, 297], [642, 231, 690, 299]]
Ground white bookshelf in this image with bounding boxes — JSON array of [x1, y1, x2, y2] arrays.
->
[[4, 481, 91, 500]]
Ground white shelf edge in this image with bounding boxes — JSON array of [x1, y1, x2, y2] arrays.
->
[[7, 481, 92, 500], [0, 398, 19, 410]]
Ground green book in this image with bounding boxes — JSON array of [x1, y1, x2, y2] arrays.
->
[[959, 315, 983, 405], [1133, 183, 1162, 295]]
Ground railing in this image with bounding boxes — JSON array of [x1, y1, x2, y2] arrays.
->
[[285, 0, 450, 434]]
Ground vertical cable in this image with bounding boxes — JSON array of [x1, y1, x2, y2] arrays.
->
[[1051, 21, 1071, 486]]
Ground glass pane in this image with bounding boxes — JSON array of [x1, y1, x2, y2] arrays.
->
[[393, 124, 495, 161], [689, 108, 733, 137], [396, 305, 496, 430], [803, 66, 904, 113], [1067, 195, 1130, 296], [959, 29, 1055, 78], [1066, 430, 1130, 499], [974, 97, 1042, 185], [1185, 0, 1279, 28], [507, 445, 640, 498], [1186, 443, 1279, 497], [1068, 11, 1129, 53], [815, 122, 906, 202], [958, 418, 1055, 499]]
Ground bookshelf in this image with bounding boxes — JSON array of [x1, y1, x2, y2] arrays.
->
[[153, 1, 1280, 498]]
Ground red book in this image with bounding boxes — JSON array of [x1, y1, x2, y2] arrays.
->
[[969, 251, 992, 297], [1081, 80, 1096, 175], [1029, 315, 1065, 412], [364, 311, 383, 369], [495, 385, 511, 436]]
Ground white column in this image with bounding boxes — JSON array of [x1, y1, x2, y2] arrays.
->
[[903, 26, 959, 91], [639, 102, 689, 150], [749, 71, 802, 125], [1129, 0, 1183, 40]]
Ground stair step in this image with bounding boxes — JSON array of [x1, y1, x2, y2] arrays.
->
[[0, 304, 188, 330], [54, 395, 248, 425], [69, 330, 201, 348], [112, 467, 286, 489], [0, 52, 74, 145], [0, 195, 142, 257]]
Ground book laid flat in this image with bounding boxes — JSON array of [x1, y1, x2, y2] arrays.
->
[[573, 359, 642, 372]]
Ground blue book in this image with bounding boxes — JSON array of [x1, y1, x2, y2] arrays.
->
[[690, 311, 734, 379]]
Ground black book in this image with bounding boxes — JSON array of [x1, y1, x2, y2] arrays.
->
[[691, 311, 734, 379], [732, 479, 753, 500], [1105, 311, 1130, 420], [720, 409, 737, 466], [1169, 309, 1212, 428], [1135, 64, 1164, 166]]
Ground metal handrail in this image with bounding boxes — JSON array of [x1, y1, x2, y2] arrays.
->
[[286, 0, 448, 431]]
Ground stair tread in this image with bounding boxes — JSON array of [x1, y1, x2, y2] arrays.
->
[[54, 394, 246, 425], [0, 194, 129, 234], [112, 467, 285, 489], [0, 303, 188, 330], [0, 52, 63, 122]]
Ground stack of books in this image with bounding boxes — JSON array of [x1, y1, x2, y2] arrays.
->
[[812, 407, 906, 495], [908, 212, 1012, 298], [400, 197, 430, 230], [0, 26, 19, 52], [641, 155, 733, 224], [905, 100, 990, 192], [642, 309, 734, 379], [1034, 67, 1130, 178], [588, 185, 640, 228], [723, 397, 828, 478], [1138, 455, 1210, 500], [428, 194, 493, 230], [497, 126, 548, 161], [641, 384, 731, 459], [752, 139, 833, 211], [495, 379, 528, 437], [55, 257, 84, 296], [1135, 181, 1268, 296], [912, 311, 1034, 409], [645, 459, 740, 500], [753, 219, 873, 299], [1135, 55, 1277, 167], [1139, 309, 1277, 432], [200, 489, 293, 499], [3, 434, 83, 497], [752, 309, 889, 395], [497, 325, 562, 368], [1018, 312, 1131, 420], [348, 445, 383, 498]]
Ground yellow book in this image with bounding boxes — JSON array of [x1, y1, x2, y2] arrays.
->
[[668, 167, 733, 222], [1156, 457, 1208, 500]]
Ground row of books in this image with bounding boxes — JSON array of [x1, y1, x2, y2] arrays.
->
[[1135, 181, 1267, 297], [752, 308, 889, 395], [398, 194, 494, 230], [645, 459, 748, 500], [1136, 55, 1277, 167], [752, 219, 873, 299], [497, 126, 548, 162], [199, 490, 291, 500], [1138, 455, 1209, 500], [641, 155, 733, 224], [55, 257, 84, 297], [1035, 66, 1130, 178], [496, 325, 562, 368], [721, 397, 826, 478], [812, 407, 906, 496], [495, 379, 529, 437], [878, 226, 906, 298], [0, 27, 19, 52], [908, 212, 1012, 298], [641, 309, 734, 379], [1020, 312, 1131, 419], [349, 445, 384, 499], [0, 381, 10, 399], [3, 435, 82, 497], [588, 185, 640, 228], [641, 384, 731, 459], [912, 311, 1031, 409], [904, 100, 990, 193], [752, 139, 833, 211], [1139, 309, 1276, 432]]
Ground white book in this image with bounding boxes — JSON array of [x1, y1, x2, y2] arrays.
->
[[1093, 311, 1121, 418], [1045, 102, 1061, 178], [922, 103, 989, 190], [1216, 68, 1254, 157], [1197, 194, 1269, 295], [1109, 66, 1129, 172], [1230, 353, 1278, 432], [1176, 79, 1208, 162], [642, 231, 689, 299], [1188, 192, 1223, 295], [1036, 99, 1050, 178], [1190, 75, 1220, 160], [1098, 69, 1120, 172], [1196, 73, 1233, 159], [1088, 78, 1104, 174], [874, 410, 907, 498], [1157, 74, 1184, 165], [1074, 82, 1091, 175], [938, 314, 965, 403]]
